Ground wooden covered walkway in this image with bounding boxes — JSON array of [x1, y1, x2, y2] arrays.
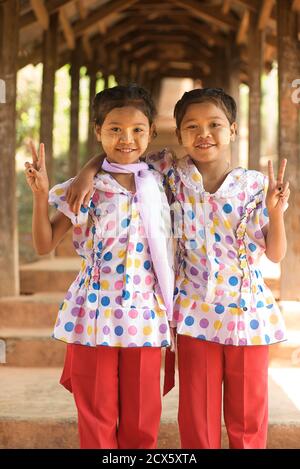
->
[[0, 0, 300, 450]]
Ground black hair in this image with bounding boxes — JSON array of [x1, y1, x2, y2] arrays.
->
[[93, 83, 157, 128], [174, 88, 237, 128]]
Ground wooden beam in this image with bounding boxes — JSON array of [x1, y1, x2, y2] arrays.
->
[[76, 0, 87, 19], [236, 9, 250, 44], [59, 6, 75, 49], [30, 0, 49, 30], [230, 0, 260, 12], [0, 0, 20, 296], [169, 15, 228, 47], [115, 34, 213, 60], [129, 49, 212, 74], [76, 0, 92, 61], [222, 0, 232, 14], [277, 0, 300, 300], [130, 42, 213, 67], [292, 0, 300, 10], [20, 0, 72, 28], [102, 14, 143, 43], [73, 0, 139, 36], [172, 0, 239, 30], [98, 21, 107, 35], [258, 0, 274, 30], [231, 0, 276, 26]]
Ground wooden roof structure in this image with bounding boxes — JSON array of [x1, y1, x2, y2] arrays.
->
[[18, 0, 300, 83]]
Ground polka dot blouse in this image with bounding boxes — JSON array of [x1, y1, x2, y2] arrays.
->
[[147, 149, 287, 347], [48, 169, 173, 348]]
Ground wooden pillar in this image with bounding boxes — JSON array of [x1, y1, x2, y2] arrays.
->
[[87, 65, 98, 159], [103, 74, 109, 89], [228, 38, 241, 167], [0, 0, 19, 296], [248, 12, 263, 170], [205, 46, 229, 89], [129, 62, 138, 83], [151, 76, 161, 108], [118, 59, 127, 85], [138, 68, 146, 88], [40, 12, 58, 185], [120, 54, 130, 84], [143, 70, 151, 90], [69, 39, 82, 177], [277, 0, 300, 300]]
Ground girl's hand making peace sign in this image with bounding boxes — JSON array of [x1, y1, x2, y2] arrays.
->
[[266, 159, 290, 218], [24, 141, 49, 195]]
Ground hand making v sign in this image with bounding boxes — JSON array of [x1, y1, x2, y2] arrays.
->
[[266, 159, 290, 217], [24, 141, 49, 195]]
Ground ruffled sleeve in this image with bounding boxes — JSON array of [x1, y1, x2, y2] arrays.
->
[[48, 178, 89, 225]]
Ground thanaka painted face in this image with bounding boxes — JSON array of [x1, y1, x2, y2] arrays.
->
[[95, 106, 155, 164], [176, 101, 237, 164]]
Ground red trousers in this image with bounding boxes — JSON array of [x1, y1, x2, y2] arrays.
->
[[177, 335, 269, 449], [61, 344, 162, 449]]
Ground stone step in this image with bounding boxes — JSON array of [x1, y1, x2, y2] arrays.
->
[[20, 257, 81, 294], [0, 293, 61, 328], [0, 328, 65, 367], [0, 367, 299, 449]]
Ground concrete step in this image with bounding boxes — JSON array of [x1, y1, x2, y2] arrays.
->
[[0, 329, 65, 367], [20, 258, 81, 294], [55, 230, 77, 257], [0, 367, 299, 448], [0, 293, 62, 328]]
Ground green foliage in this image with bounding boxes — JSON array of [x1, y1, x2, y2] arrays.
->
[[16, 64, 42, 148]]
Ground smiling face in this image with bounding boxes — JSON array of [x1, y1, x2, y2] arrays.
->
[[176, 101, 237, 164], [95, 106, 154, 164]]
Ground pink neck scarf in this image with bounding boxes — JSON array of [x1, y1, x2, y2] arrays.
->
[[102, 158, 174, 320]]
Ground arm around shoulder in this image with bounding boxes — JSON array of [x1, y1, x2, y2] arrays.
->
[[65, 153, 105, 214]]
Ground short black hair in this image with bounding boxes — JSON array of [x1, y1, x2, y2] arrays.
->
[[93, 83, 157, 127], [174, 88, 237, 128]]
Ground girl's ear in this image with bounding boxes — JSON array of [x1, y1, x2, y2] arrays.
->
[[230, 122, 238, 142], [94, 124, 102, 142], [149, 124, 157, 141], [176, 128, 182, 145]]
